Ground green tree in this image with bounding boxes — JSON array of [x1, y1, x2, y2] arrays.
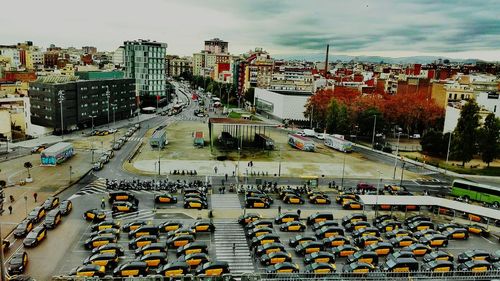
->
[[244, 87, 255, 104], [478, 113, 500, 167], [357, 108, 384, 137], [337, 104, 351, 135], [325, 99, 340, 133], [24, 161, 33, 178], [420, 130, 446, 156], [453, 100, 480, 166]]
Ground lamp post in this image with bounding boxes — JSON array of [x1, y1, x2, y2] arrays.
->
[[0, 223, 6, 281], [375, 170, 382, 217], [105, 86, 110, 128], [446, 132, 452, 163], [89, 115, 97, 133], [393, 131, 401, 179], [341, 153, 346, 188], [371, 114, 377, 148], [111, 103, 117, 127], [58, 90, 65, 139], [278, 145, 282, 177], [400, 161, 406, 186]]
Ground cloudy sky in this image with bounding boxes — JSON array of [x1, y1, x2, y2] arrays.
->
[[2, 0, 499, 60]]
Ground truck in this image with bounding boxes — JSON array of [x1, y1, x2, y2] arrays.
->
[[288, 134, 315, 152], [40, 142, 74, 166], [324, 135, 353, 153], [193, 131, 204, 147], [150, 129, 168, 149], [254, 133, 274, 150]]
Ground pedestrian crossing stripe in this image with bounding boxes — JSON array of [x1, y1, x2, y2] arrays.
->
[[213, 221, 255, 273], [127, 137, 144, 142], [69, 178, 166, 199]]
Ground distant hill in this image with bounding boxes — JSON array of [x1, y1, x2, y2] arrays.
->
[[274, 54, 484, 64]]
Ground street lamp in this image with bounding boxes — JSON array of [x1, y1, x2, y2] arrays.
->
[[393, 131, 401, 179], [105, 86, 110, 128], [400, 161, 406, 186], [58, 90, 65, 139], [111, 103, 117, 127], [446, 132, 452, 163], [375, 170, 383, 217], [89, 114, 97, 133], [371, 114, 377, 148], [341, 153, 346, 188], [278, 145, 282, 177]]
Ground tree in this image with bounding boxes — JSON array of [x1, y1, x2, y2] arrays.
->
[[24, 161, 33, 178], [453, 100, 480, 166], [478, 113, 500, 167], [326, 99, 340, 133], [420, 130, 445, 156], [244, 87, 255, 104]]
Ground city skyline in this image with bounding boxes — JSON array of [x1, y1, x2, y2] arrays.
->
[[1, 0, 499, 61]]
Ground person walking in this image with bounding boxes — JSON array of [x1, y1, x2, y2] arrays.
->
[[8, 205, 12, 215], [232, 243, 236, 254], [33, 192, 38, 202], [225, 173, 228, 181], [101, 198, 106, 209], [214, 166, 218, 174], [297, 209, 301, 219]]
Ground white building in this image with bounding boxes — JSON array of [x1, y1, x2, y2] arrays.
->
[[254, 88, 311, 122], [476, 91, 500, 118], [112, 47, 125, 67], [443, 101, 492, 133], [0, 96, 52, 137], [0, 45, 20, 69]]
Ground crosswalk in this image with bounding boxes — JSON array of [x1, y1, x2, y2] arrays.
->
[[69, 178, 160, 200], [213, 221, 255, 273], [112, 209, 156, 220], [210, 194, 242, 208], [127, 137, 144, 142]]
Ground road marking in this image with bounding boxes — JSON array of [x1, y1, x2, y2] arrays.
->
[[480, 235, 496, 244]]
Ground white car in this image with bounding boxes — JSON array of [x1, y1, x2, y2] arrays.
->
[[315, 133, 325, 140]]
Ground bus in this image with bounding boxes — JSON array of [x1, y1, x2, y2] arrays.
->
[[450, 179, 500, 206]]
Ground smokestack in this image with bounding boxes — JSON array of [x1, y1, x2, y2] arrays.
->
[[324, 44, 329, 77]]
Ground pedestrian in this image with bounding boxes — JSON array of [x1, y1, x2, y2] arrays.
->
[[278, 206, 281, 215], [232, 171, 235, 177], [8, 205, 12, 215], [214, 166, 218, 174], [33, 192, 38, 202], [219, 187, 222, 194], [225, 173, 228, 181], [297, 209, 301, 218], [101, 198, 106, 209], [232, 243, 236, 254]]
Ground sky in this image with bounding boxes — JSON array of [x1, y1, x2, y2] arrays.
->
[[2, 0, 500, 61]]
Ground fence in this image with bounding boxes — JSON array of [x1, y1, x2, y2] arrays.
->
[[51, 270, 500, 281]]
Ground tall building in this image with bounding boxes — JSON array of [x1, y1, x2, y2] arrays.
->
[[166, 55, 192, 77], [204, 38, 228, 54], [112, 46, 125, 68], [124, 39, 168, 107], [0, 45, 20, 69], [29, 72, 135, 133]]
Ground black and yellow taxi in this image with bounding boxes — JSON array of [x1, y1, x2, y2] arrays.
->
[[129, 225, 159, 238], [13, 219, 34, 238], [346, 250, 379, 265], [283, 194, 304, 204], [309, 195, 331, 205], [336, 193, 358, 204], [275, 213, 299, 224], [113, 261, 148, 277], [123, 221, 147, 232], [419, 233, 448, 248], [304, 251, 336, 265], [385, 229, 413, 240], [245, 188, 267, 197], [457, 260, 491, 272], [70, 264, 105, 277], [247, 227, 274, 239], [266, 262, 299, 274], [42, 196, 60, 210], [289, 235, 317, 248], [312, 220, 339, 231], [158, 221, 183, 233], [442, 227, 469, 240], [83, 209, 106, 222], [157, 261, 190, 277], [342, 213, 368, 226], [7, 251, 28, 275], [365, 241, 394, 256], [134, 242, 167, 256], [90, 227, 120, 239], [306, 213, 334, 225], [191, 220, 215, 232], [245, 197, 270, 208], [139, 252, 168, 268], [402, 243, 432, 256], [184, 188, 204, 195], [195, 261, 230, 276], [108, 191, 135, 203], [167, 234, 195, 248], [423, 250, 454, 263], [342, 261, 375, 274], [437, 223, 462, 232], [184, 193, 207, 202], [377, 220, 402, 233], [342, 200, 363, 210], [279, 189, 300, 200], [304, 262, 336, 274], [390, 236, 417, 248], [413, 229, 440, 240], [238, 213, 262, 225], [154, 193, 177, 204], [251, 233, 281, 249], [345, 221, 371, 232], [44, 209, 62, 229], [322, 235, 350, 248], [179, 252, 210, 268], [354, 235, 383, 248], [260, 251, 292, 266], [352, 227, 380, 239], [315, 226, 344, 239], [83, 252, 119, 269], [112, 201, 138, 213], [23, 225, 47, 248], [386, 250, 415, 261], [279, 221, 306, 232], [245, 219, 273, 231], [331, 244, 360, 258], [295, 241, 324, 256], [255, 243, 286, 257], [166, 227, 196, 240], [384, 184, 402, 194], [403, 215, 431, 227], [373, 214, 398, 226], [92, 243, 125, 256], [465, 224, 490, 237], [421, 260, 455, 272], [380, 257, 419, 272], [408, 220, 434, 232], [457, 250, 491, 263], [129, 235, 158, 249], [307, 190, 327, 199], [176, 241, 208, 257], [27, 206, 46, 223], [84, 234, 117, 249], [184, 198, 208, 210], [92, 220, 120, 232]]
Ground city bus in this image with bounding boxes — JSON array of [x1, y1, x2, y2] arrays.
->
[[450, 179, 500, 207]]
